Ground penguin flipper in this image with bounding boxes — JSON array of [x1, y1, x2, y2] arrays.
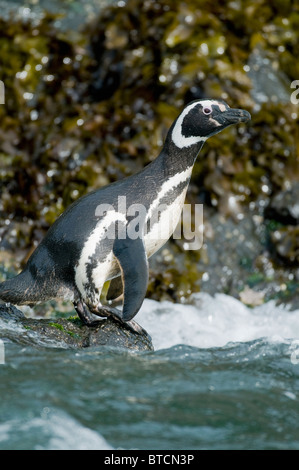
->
[[112, 235, 148, 322]]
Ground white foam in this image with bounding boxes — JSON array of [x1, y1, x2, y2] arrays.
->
[[0, 410, 113, 450], [137, 293, 299, 350], [41, 412, 113, 450]]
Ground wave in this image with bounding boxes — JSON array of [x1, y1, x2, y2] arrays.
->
[[0, 410, 113, 450], [137, 293, 299, 350]]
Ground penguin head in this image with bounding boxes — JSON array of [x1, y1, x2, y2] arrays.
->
[[171, 99, 251, 149]]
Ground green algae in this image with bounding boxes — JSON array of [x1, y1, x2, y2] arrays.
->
[[49, 321, 80, 338]]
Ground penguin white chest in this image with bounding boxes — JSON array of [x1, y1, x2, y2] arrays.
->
[[144, 188, 187, 257], [143, 167, 192, 257], [75, 211, 124, 303]]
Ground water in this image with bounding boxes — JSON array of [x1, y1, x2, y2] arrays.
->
[[1, 293, 299, 450]]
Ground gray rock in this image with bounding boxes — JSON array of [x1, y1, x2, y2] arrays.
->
[[0, 304, 153, 352], [247, 47, 291, 108], [265, 183, 299, 225]]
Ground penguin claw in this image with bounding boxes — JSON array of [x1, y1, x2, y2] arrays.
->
[[90, 304, 146, 335], [124, 320, 147, 335], [74, 300, 100, 325], [110, 316, 146, 335]]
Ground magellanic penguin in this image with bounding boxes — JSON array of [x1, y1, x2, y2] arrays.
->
[[0, 99, 250, 333]]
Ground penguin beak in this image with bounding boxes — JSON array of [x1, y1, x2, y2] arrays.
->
[[220, 108, 251, 125]]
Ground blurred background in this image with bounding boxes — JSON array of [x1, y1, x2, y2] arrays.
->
[[0, 0, 298, 311]]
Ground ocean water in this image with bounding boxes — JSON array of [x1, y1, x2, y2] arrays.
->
[[0, 293, 299, 450]]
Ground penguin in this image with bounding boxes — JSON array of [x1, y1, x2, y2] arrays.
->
[[0, 99, 250, 333]]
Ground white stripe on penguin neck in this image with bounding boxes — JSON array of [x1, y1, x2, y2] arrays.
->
[[172, 100, 216, 149]]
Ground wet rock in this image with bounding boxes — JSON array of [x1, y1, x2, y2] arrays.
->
[[0, 303, 25, 321], [264, 184, 299, 268], [247, 47, 291, 107], [0, 304, 153, 352], [265, 183, 299, 225], [270, 226, 299, 266]]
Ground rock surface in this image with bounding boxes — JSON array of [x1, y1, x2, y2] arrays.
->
[[0, 304, 153, 352]]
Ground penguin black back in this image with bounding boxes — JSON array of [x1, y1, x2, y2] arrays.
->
[[0, 99, 250, 333]]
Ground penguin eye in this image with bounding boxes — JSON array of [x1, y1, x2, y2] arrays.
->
[[203, 107, 212, 115]]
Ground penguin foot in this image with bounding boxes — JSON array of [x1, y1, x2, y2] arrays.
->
[[74, 300, 101, 326], [124, 320, 147, 335], [108, 315, 146, 335], [91, 304, 146, 335], [74, 301, 145, 334]]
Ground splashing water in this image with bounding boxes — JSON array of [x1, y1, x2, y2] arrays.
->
[[137, 293, 299, 350], [1, 294, 299, 450]]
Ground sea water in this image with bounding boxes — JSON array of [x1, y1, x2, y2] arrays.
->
[[0, 293, 298, 450]]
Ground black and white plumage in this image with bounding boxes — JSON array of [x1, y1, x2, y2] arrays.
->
[[0, 99, 250, 333]]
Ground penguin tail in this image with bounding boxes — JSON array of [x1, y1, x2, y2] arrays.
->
[[0, 270, 38, 305]]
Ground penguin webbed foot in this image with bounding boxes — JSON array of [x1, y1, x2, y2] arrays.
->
[[92, 304, 145, 335], [74, 300, 102, 327], [125, 319, 147, 335], [75, 301, 145, 335], [114, 316, 146, 335]]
